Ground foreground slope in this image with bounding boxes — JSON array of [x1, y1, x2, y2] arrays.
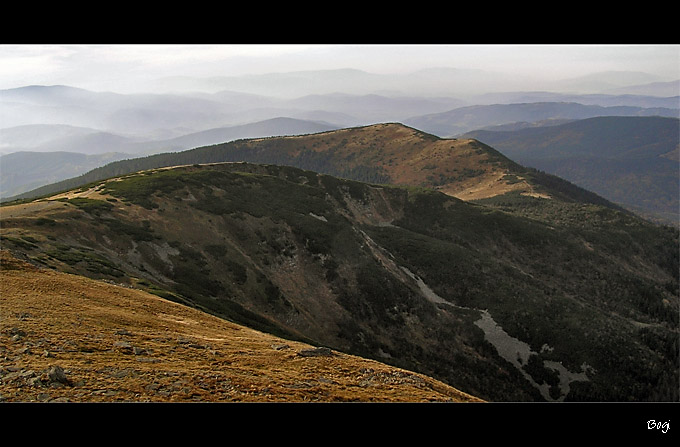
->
[[0, 251, 481, 403], [2, 162, 677, 402]]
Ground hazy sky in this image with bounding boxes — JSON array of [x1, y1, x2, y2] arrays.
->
[[1, 44, 678, 93]]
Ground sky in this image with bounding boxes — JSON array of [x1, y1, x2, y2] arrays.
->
[[1, 44, 678, 94]]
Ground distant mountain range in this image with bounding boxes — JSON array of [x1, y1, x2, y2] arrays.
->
[[141, 68, 679, 98], [2, 82, 678, 223], [467, 91, 679, 108], [2, 82, 677, 142], [0, 118, 338, 198], [0, 151, 131, 198], [0, 84, 464, 138], [463, 116, 680, 225], [405, 102, 679, 137]]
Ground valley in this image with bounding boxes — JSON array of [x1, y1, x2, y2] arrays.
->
[[463, 116, 680, 225]]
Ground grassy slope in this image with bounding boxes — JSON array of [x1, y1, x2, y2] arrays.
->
[[0, 250, 483, 403], [1, 162, 677, 402]]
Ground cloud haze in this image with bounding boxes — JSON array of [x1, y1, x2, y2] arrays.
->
[[1, 44, 678, 95]]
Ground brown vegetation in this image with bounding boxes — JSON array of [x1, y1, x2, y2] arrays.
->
[[0, 250, 483, 403]]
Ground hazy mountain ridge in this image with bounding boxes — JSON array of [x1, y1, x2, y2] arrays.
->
[[0, 85, 251, 137], [2, 127, 677, 401], [0, 84, 463, 136], [3, 82, 676, 142], [0, 151, 132, 198], [549, 72, 677, 95], [143, 68, 676, 97], [122, 117, 339, 154], [468, 91, 679, 108], [603, 79, 680, 97], [0, 124, 102, 149], [404, 102, 680, 137], [0, 118, 340, 198]]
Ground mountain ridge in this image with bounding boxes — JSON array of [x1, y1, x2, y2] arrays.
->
[[2, 158, 677, 402], [4, 123, 621, 215]]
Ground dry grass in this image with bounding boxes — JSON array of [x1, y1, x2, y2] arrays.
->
[[0, 251, 483, 403]]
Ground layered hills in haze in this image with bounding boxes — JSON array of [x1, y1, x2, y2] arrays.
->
[[404, 101, 679, 137], [0, 117, 338, 198], [2, 124, 677, 402], [2, 78, 677, 217]]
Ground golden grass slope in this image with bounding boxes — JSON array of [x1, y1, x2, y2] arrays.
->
[[250, 123, 550, 201], [0, 251, 483, 403]]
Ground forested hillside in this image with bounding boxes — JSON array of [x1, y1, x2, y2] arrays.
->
[[2, 160, 677, 401], [464, 116, 679, 224]]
